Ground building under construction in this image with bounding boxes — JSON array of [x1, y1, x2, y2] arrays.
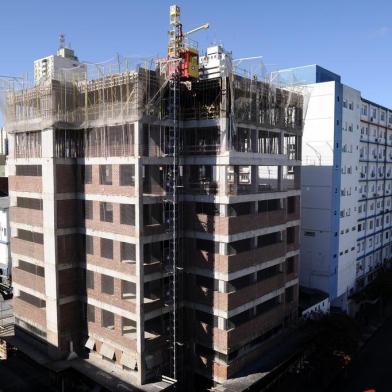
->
[[3, 5, 306, 391]]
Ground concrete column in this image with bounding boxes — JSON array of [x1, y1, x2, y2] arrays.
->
[[134, 121, 145, 384], [220, 77, 228, 152], [42, 128, 59, 349], [218, 166, 227, 196], [218, 280, 227, 293], [219, 204, 227, 217]]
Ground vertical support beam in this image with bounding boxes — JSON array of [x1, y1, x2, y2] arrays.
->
[[134, 120, 145, 384], [42, 128, 59, 350], [220, 77, 228, 152]]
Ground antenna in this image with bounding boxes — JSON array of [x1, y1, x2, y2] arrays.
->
[[59, 33, 65, 50]]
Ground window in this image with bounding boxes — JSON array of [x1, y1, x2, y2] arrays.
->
[[17, 229, 43, 244], [100, 238, 113, 259], [18, 260, 44, 277], [87, 304, 95, 323], [85, 200, 93, 220], [101, 274, 114, 295], [120, 165, 135, 186], [101, 310, 115, 330], [86, 270, 94, 289], [304, 231, 315, 237], [285, 286, 294, 303], [84, 165, 92, 184], [16, 165, 42, 176], [122, 317, 136, 337], [86, 235, 94, 255], [120, 204, 135, 225], [121, 242, 135, 263], [19, 291, 45, 308], [286, 257, 295, 274], [99, 165, 112, 185], [287, 196, 296, 214], [17, 197, 42, 210], [286, 227, 295, 244], [100, 202, 113, 223]]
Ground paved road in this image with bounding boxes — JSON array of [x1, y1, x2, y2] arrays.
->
[[338, 316, 392, 392]]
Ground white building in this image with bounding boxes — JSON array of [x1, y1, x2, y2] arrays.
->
[[276, 65, 392, 312], [34, 46, 86, 83]]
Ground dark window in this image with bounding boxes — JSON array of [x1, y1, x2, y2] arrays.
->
[[15, 165, 42, 176], [87, 304, 95, 323], [121, 242, 135, 262], [228, 238, 253, 255], [257, 232, 280, 248], [120, 165, 135, 186], [120, 204, 135, 225], [19, 291, 45, 308], [85, 200, 93, 220], [285, 286, 294, 303], [195, 275, 215, 290], [100, 202, 113, 222], [100, 238, 113, 259], [258, 199, 281, 213], [17, 229, 43, 244], [84, 165, 92, 184], [196, 239, 217, 253], [257, 264, 281, 281], [287, 227, 295, 244], [256, 296, 280, 316], [196, 202, 219, 216], [287, 196, 296, 214], [101, 309, 115, 330], [86, 270, 94, 289], [17, 197, 42, 210], [18, 260, 44, 277], [85, 235, 93, 255], [101, 274, 114, 295], [228, 202, 252, 217], [99, 165, 112, 185], [286, 257, 295, 274]]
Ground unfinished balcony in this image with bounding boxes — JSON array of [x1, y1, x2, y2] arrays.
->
[[143, 241, 169, 275], [184, 127, 221, 155], [143, 204, 167, 236], [191, 232, 286, 274], [189, 199, 286, 235], [143, 165, 167, 196], [189, 265, 284, 312], [14, 291, 46, 329], [11, 229, 44, 262], [12, 260, 45, 295], [185, 165, 218, 195], [9, 165, 42, 193], [144, 280, 164, 314]]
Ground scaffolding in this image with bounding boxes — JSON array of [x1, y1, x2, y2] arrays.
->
[[0, 45, 310, 386]]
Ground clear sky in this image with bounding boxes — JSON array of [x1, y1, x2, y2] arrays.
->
[[1, 0, 392, 107]]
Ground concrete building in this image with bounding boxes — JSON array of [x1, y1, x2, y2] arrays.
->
[[3, 36, 306, 392], [276, 65, 392, 312], [34, 45, 86, 83], [0, 195, 10, 283]]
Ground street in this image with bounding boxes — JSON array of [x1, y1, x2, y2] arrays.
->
[[337, 316, 392, 392]]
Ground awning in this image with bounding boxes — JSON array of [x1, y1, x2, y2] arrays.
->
[[100, 343, 115, 360], [84, 337, 95, 350], [120, 351, 138, 370]]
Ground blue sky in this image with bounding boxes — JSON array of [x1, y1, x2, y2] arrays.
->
[[1, 0, 392, 107]]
